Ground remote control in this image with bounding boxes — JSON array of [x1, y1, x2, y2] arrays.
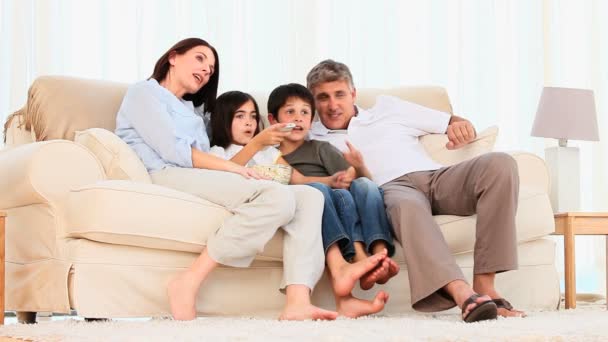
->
[[279, 123, 296, 132]]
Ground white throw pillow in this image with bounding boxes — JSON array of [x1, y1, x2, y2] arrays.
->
[[74, 128, 151, 183], [420, 126, 498, 166]]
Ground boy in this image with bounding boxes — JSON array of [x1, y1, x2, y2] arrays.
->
[[267, 83, 399, 317]]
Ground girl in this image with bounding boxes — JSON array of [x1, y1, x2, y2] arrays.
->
[[115, 38, 337, 321]]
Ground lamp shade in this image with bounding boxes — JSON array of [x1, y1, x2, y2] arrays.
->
[[531, 87, 599, 141]]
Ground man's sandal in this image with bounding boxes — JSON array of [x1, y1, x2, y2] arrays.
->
[[492, 298, 527, 317], [462, 294, 498, 323]]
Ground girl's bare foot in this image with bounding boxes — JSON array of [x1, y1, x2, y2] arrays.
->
[[336, 291, 390, 318], [330, 250, 387, 297], [279, 304, 338, 321], [167, 272, 199, 320]]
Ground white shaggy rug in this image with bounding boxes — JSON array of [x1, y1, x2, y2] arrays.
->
[[1, 305, 607, 342]]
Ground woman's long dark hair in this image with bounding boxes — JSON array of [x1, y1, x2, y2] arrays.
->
[[211, 91, 261, 148], [149, 38, 220, 113]]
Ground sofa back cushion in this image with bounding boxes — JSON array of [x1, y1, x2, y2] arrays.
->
[[74, 128, 151, 183], [20, 76, 454, 143], [22, 76, 128, 141], [355, 86, 453, 114]]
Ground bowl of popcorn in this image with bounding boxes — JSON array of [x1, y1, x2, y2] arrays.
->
[[252, 164, 292, 185]]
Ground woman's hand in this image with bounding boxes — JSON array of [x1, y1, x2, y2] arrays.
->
[[228, 164, 268, 180], [251, 123, 293, 147]]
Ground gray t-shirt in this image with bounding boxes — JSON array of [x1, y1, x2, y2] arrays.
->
[[283, 140, 350, 177]]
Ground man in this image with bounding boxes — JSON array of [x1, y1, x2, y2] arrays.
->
[[306, 60, 525, 322]]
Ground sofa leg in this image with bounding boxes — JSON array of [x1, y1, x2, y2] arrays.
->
[[16, 311, 37, 324]]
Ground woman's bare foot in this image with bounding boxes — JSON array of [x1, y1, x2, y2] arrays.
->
[[330, 250, 387, 297], [336, 291, 390, 318], [167, 272, 199, 320], [279, 304, 338, 321]]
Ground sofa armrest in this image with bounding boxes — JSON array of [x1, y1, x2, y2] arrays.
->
[[0, 140, 106, 210], [507, 151, 550, 194]]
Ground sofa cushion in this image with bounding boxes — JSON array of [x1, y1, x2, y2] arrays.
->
[[65, 180, 554, 263], [65, 180, 231, 253], [75, 128, 151, 183], [433, 186, 555, 256]]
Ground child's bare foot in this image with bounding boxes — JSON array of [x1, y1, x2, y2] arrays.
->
[[359, 258, 388, 290], [336, 291, 390, 318], [376, 257, 400, 284], [279, 304, 338, 321], [360, 250, 400, 290], [167, 272, 198, 320], [331, 250, 387, 297]]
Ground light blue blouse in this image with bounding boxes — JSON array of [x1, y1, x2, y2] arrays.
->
[[115, 79, 211, 173]]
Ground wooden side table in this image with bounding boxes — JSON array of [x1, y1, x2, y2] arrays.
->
[[0, 211, 5, 324], [553, 212, 608, 309]]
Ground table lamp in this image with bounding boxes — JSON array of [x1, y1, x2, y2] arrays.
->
[[531, 87, 599, 212]]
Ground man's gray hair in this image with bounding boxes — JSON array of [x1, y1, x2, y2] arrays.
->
[[306, 59, 355, 91]]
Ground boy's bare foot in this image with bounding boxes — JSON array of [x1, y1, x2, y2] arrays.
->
[[331, 250, 387, 297], [359, 258, 388, 290], [377, 257, 400, 284], [336, 291, 390, 318], [360, 249, 400, 290], [279, 304, 338, 321], [167, 272, 198, 320]]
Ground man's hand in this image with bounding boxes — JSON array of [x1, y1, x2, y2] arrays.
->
[[343, 141, 365, 169], [446, 117, 476, 150]]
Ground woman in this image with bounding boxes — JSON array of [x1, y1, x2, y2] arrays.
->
[[115, 38, 336, 321]]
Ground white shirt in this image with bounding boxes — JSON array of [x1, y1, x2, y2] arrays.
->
[[210, 144, 281, 167], [310, 95, 450, 185]]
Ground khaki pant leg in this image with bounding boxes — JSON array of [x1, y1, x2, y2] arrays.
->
[[422, 152, 519, 274], [381, 175, 464, 312], [279, 185, 325, 291], [151, 167, 295, 268]]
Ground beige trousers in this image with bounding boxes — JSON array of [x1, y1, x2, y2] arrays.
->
[[151, 167, 325, 291], [381, 152, 519, 312]]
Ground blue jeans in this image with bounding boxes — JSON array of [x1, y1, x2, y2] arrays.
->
[[307, 178, 395, 261]]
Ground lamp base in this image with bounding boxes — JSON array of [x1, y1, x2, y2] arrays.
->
[[545, 146, 580, 212]]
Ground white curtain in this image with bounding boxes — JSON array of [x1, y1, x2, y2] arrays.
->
[[1, 0, 607, 295]]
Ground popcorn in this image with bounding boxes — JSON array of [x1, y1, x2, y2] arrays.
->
[[252, 164, 292, 185]]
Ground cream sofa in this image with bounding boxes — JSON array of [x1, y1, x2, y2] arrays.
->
[[0, 76, 559, 320]]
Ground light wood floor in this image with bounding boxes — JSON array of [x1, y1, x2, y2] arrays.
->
[[0, 338, 31, 342]]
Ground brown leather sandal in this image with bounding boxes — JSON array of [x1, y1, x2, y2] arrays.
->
[[462, 294, 498, 323]]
